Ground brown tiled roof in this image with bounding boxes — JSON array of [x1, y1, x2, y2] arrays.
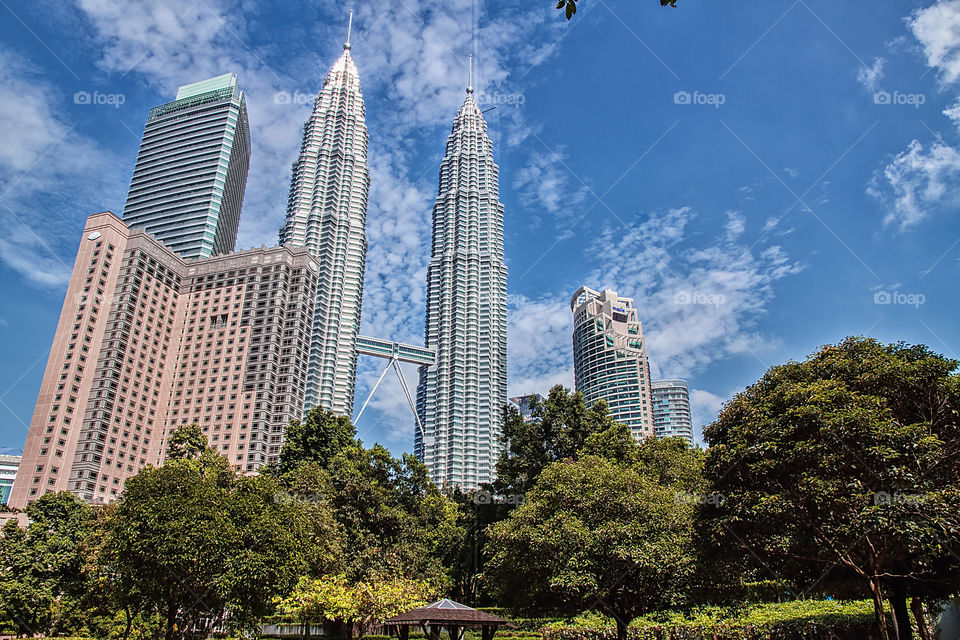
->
[[384, 599, 511, 626]]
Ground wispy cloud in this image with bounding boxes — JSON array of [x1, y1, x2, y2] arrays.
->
[[507, 207, 802, 401], [856, 56, 885, 92], [0, 46, 125, 287], [869, 0, 960, 230]]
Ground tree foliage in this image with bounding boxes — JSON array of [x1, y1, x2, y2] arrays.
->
[[276, 574, 434, 639], [102, 453, 310, 640], [0, 492, 94, 636], [486, 437, 704, 640], [276, 407, 358, 476], [494, 385, 622, 496], [165, 424, 210, 461], [556, 0, 677, 21], [700, 337, 960, 640]]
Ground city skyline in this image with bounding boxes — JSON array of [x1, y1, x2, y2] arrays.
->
[[2, 2, 959, 456]]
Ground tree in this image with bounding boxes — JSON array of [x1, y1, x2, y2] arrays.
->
[[278, 439, 463, 589], [276, 407, 358, 476], [165, 423, 210, 460], [103, 453, 309, 640], [486, 438, 704, 640], [276, 574, 434, 639], [556, 0, 676, 21], [494, 385, 621, 496], [700, 337, 960, 640], [0, 492, 95, 636]]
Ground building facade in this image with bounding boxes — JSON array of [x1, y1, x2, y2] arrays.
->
[[509, 394, 545, 424], [0, 454, 20, 504], [9, 212, 318, 508], [652, 379, 694, 445], [279, 35, 370, 416], [416, 82, 508, 489], [571, 286, 654, 439], [123, 73, 251, 259]]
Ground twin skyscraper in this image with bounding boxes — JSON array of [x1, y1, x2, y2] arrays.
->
[[10, 17, 507, 506]]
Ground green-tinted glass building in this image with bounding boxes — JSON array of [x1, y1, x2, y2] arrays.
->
[[123, 73, 250, 259]]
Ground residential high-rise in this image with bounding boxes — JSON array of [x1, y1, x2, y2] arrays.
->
[[652, 379, 694, 445], [9, 212, 319, 508], [279, 21, 370, 416], [123, 73, 250, 259], [570, 286, 654, 439], [416, 73, 508, 489]]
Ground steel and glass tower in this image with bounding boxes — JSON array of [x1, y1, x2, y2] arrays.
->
[[571, 286, 655, 440], [416, 67, 508, 489], [123, 73, 250, 258], [279, 17, 370, 415]]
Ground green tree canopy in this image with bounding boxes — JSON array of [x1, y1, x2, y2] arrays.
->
[[165, 423, 211, 460], [0, 492, 94, 636], [494, 385, 623, 496], [103, 453, 310, 640], [700, 337, 960, 640], [486, 437, 704, 640], [276, 407, 358, 476]]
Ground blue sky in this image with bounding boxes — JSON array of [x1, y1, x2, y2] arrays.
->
[[1, 0, 959, 455]]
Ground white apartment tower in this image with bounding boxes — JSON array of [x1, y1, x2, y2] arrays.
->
[[571, 286, 655, 439], [416, 69, 508, 488], [279, 16, 370, 415]]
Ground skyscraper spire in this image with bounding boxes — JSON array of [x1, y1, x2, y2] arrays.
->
[[345, 9, 353, 50], [416, 80, 508, 489], [467, 53, 473, 94], [280, 20, 370, 416]]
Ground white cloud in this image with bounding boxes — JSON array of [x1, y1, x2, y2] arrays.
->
[[856, 57, 885, 92], [507, 207, 802, 418], [0, 46, 126, 287], [689, 388, 726, 444], [908, 0, 960, 85], [870, 138, 960, 229], [868, 2, 960, 230]]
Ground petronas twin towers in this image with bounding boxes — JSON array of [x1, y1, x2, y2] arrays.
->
[[279, 20, 508, 488]]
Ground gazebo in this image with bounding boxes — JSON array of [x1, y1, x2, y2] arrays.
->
[[383, 599, 513, 640]]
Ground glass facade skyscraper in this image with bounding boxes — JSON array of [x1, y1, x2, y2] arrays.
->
[[652, 379, 694, 445], [279, 36, 370, 416], [416, 83, 508, 489], [571, 286, 654, 439], [123, 73, 250, 259]]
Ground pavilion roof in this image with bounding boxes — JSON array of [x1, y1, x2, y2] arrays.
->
[[383, 599, 512, 626]]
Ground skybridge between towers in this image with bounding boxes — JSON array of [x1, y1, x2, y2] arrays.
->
[[353, 335, 435, 438]]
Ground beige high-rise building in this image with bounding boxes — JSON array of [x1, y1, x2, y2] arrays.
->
[[570, 286, 654, 439], [9, 212, 319, 507]]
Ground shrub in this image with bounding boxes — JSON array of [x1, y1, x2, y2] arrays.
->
[[542, 600, 881, 640]]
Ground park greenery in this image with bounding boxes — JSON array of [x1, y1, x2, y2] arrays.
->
[[0, 337, 958, 640]]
